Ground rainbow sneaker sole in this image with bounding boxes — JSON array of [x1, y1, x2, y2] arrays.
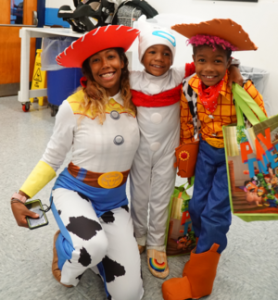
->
[[149, 258, 166, 272], [147, 249, 169, 279]]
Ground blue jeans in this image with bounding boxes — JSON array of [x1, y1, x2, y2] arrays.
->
[[189, 139, 231, 254]]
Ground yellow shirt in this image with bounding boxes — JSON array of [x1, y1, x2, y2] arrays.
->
[[180, 74, 267, 148]]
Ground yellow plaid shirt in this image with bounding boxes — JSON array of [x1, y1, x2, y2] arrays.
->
[[180, 73, 267, 148]]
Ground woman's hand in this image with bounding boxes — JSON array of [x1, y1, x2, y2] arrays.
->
[[11, 201, 39, 228], [228, 65, 244, 89]]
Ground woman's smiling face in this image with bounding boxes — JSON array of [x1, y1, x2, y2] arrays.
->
[[193, 46, 232, 87], [89, 48, 124, 96]]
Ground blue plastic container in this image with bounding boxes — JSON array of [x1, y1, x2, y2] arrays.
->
[[47, 68, 83, 106]]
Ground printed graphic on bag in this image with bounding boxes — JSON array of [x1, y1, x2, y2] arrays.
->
[[165, 189, 196, 256], [225, 119, 278, 215]]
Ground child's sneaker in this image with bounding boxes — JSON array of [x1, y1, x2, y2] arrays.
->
[[147, 249, 169, 279]]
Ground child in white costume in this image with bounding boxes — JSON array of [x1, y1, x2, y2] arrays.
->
[[129, 16, 243, 279], [129, 16, 184, 279]]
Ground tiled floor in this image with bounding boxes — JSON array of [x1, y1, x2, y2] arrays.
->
[[1, 96, 278, 300]]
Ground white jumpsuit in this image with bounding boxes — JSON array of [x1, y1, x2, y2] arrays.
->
[[129, 68, 185, 250]]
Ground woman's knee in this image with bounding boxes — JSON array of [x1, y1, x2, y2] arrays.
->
[[76, 231, 108, 264]]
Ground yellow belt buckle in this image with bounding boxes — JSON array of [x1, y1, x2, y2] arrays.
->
[[98, 171, 123, 189]]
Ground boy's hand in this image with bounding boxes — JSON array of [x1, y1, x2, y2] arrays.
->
[[228, 65, 243, 89]]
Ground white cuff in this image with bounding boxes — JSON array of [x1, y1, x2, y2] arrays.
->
[[136, 236, 147, 246], [146, 245, 166, 252]]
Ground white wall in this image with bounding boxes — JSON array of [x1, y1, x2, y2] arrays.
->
[[46, 0, 74, 9], [145, 0, 278, 116], [45, 0, 74, 27], [45, 0, 278, 114]]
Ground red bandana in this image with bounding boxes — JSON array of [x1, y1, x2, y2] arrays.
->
[[198, 75, 225, 113]]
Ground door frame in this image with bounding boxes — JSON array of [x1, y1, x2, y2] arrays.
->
[[0, 0, 38, 96]]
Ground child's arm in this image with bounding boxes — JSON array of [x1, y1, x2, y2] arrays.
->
[[227, 66, 243, 89], [180, 91, 195, 145], [174, 91, 198, 179], [185, 62, 196, 78], [129, 70, 142, 90]]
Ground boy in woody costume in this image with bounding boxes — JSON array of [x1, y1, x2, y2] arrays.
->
[[162, 19, 267, 300]]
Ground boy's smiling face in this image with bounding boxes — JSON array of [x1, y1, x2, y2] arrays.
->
[[193, 45, 232, 87], [142, 44, 172, 77]]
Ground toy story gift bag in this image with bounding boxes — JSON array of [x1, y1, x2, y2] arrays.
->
[[165, 181, 196, 256], [223, 83, 278, 222]]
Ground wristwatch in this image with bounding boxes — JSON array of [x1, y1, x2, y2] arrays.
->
[[11, 192, 27, 203]]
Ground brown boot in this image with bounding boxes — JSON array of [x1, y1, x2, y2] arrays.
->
[[162, 243, 220, 300], [52, 230, 73, 288]]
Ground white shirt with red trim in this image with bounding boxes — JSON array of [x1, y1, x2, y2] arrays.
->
[[130, 67, 185, 95], [129, 67, 185, 155]]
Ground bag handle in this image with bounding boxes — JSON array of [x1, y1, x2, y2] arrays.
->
[[235, 101, 245, 127], [232, 83, 267, 126]]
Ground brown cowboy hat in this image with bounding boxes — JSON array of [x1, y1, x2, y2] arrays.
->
[[172, 18, 257, 51]]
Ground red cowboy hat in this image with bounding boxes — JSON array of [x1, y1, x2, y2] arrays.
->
[[56, 25, 140, 68]]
